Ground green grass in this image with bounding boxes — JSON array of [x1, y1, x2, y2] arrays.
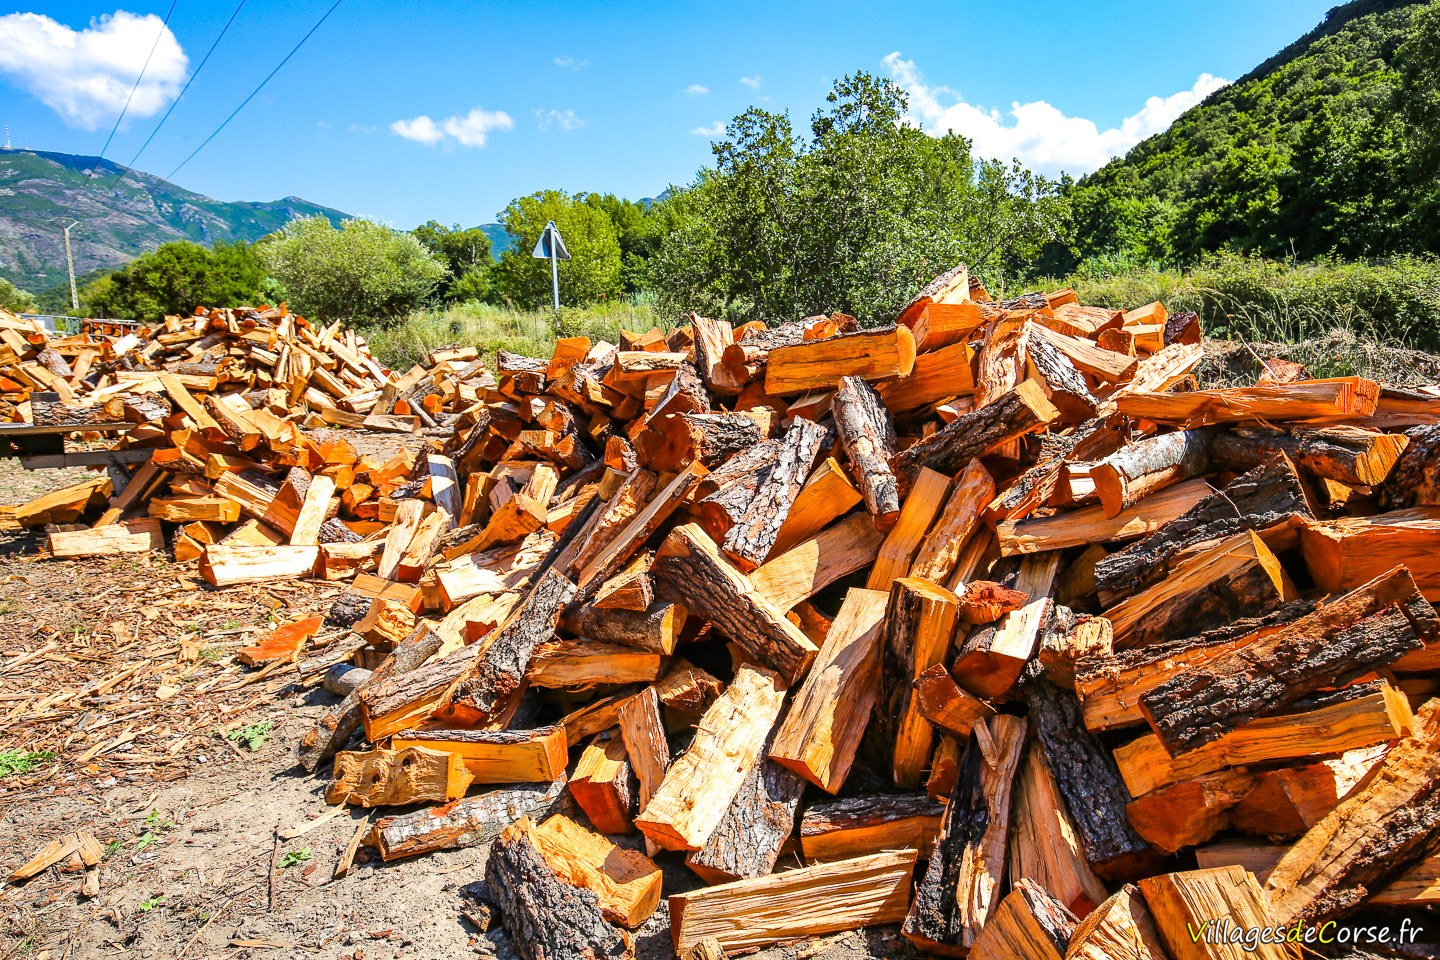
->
[[0, 749, 56, 778], [1047, 252, 1440, 352], [363, 299, 666, 370]]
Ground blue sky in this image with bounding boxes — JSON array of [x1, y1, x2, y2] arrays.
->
[[1, 1, 1342, 228]]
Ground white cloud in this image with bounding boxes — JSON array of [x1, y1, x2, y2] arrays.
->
[[537, 108, 584, 131], [554, 55, 588, 70], [0, 10, 187, 130], [691, 121, 725, 137], [390, 107, 514, 148], [685, 83, 709, 96], [882, 52, 1229, 177], [442, 108, 515, 146], [390, 115, 445, 145], [740, 74, 762, 89]]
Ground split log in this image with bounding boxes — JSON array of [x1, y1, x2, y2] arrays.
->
[[952, 596, 1050, 699], [634, 665, 787, 852], [1093, 455, 1313, 600], [235, 615, 323, 666], [913, 662, 994, 738], [998, 478, 1212, 556], [575, 462, 707, 588], [484, 818, 633, 960], [653, 524, 818, 683], [1065, 885, 1172, 960], [890, 380, 1059, 493], [866, 467, 952, 590], [721, 416, 829, 569], [531, 814, 662, 928], [1123, 768, 1256, 854], [1139, 566, 1437, 755], [392, 725, 569, 784], [684, 728, 804, 883], [1072, 601, 1321, 731], [1115, 681, 1415, 796], [1030, 324, 1136, 383], [904, 714, 1028, 956], [1227, 745, 1387, 839], [1208, 424, 1408, 487], [636, 411, 759, 473], [617, 687, 669, 845], [832, 375, 900, 527], [326, 745, 472, 807], [569, 731, 638, 834], [373, 778, 568, 861], [1038, 614, 1112, 688], [873, 340, 976, 412], [748, 512, 882, 611], [669, 850, 917, 956], [763, 326, 917, 395], [1010, 744, 1107, 918], [1264, 697, 1440, 923], [908, 460, 996, 584], [199, 544, 318, 587], [1028, 333, 1099, 423], [898, 262, 970, 329], [560, 599, 684, 655], [877, 577, 960, 788], [1140, 866, 1290, 960], [968, 879, 1078, 960], [1090, 430, 1213, 519], [767, 456, 863, 556], [1103, 531, 1293, 650], [769, 587, 888, 793], [527, 639, 664, 689], [1115, 376, 1380, 426], [1021, 667, 1159, 881], [958, 581, 1029, 626], [48, 519, 162, 558], [799, 793, 944, 862], [1301, 509, 1440, 600]]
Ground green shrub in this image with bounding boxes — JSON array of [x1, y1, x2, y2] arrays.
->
[[1049, 252, 1440, 351]]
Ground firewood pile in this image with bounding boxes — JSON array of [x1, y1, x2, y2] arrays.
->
[[9, 267, 1440, 958], [1, 303, 496, 548]]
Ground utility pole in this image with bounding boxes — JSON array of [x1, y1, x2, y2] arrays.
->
[[52, 218, 81, 311]]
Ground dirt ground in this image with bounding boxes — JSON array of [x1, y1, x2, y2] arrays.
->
[[0, 436, 912, 960]]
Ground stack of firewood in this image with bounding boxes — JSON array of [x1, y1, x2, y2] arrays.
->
[[16, 268, 1440, 958]]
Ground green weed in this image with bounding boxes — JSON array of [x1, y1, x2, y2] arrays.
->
[[0, 749, 55, 778], [279, 847, 311, 869], [223, 721, 274, 752]]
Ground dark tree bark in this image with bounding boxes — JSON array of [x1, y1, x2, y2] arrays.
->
[[1020, 662, 1160, 882], [685, 731, 805, 883], [1211, 424, 1409, 488], [485, 819, 633, 960], [722, 416, 831, 568], [1140, 567, 1438, 756], [451, 569, 577, 720], [890, 381, 1058, 493], [833, 376, 901, 526], [1093, 454, 1313, 599]]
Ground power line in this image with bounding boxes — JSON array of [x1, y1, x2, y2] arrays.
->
[[86, 1, 180, 182], [164, 0, 344, 183], [102, 0, 249, 192]]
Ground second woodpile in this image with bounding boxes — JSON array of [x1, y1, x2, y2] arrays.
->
[[14, 266, 1440, 958]]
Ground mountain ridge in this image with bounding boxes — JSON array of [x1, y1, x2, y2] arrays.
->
[[0, 148, 352, 292]]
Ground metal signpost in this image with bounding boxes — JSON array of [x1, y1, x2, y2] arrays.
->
[[531, 220, 571, 312]]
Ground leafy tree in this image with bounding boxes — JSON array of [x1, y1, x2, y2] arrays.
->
[[258, 216, 446, 325], [491, 191, 624, 309], [80, 240, 267, 324], [0, 277, 37, 313], [411, 221, 493, 301], [649, 72, 1068, 325], [583, 193, 660, 293]]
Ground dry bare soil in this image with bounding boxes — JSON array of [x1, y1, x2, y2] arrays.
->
[[0, 436, 908, 960]]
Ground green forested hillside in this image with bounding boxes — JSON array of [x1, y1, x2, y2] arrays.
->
[[1065, 0, 1440, 265], [0, 149, 350, 293]]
